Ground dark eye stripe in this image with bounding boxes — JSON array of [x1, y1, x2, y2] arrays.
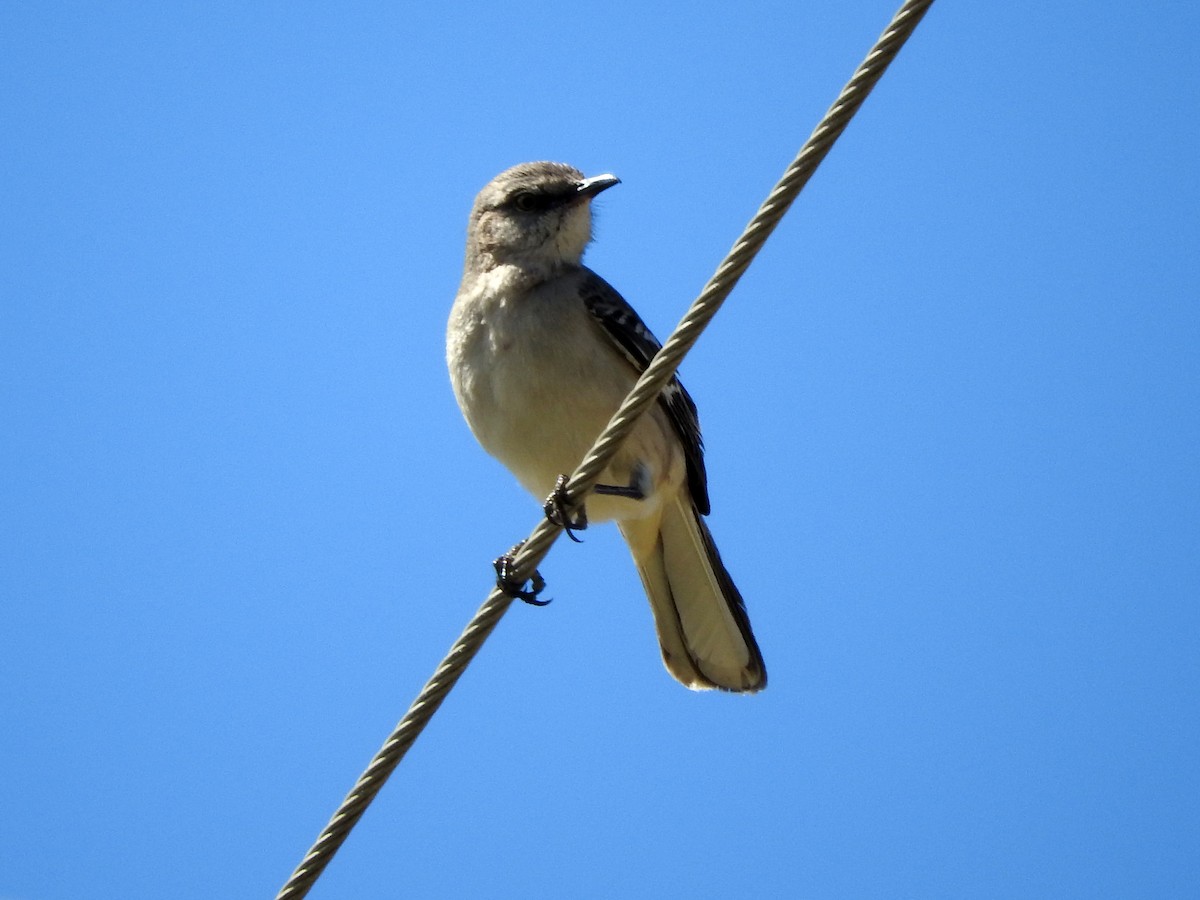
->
[[509, 189, 568, 213]]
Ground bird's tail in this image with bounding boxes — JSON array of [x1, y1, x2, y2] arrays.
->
[[619, 496, 766, 692]]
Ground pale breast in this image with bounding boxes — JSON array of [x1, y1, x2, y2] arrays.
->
[[449, 270, 683, 520]]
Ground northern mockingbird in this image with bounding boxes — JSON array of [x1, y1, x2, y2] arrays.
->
[[447, 161, 766, 692]]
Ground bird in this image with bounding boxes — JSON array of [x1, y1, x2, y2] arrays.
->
[[446, 161, 765, 692]]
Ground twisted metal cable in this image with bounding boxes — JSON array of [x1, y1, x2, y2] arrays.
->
[[276, 1, 934, 896]]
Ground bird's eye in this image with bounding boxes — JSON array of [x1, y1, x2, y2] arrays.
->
[[512, 191, 543, 212]]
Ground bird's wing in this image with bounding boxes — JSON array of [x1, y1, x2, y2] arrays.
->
[[578, 269, 710, 514]]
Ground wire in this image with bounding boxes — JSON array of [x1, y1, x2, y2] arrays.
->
[[276, 1, 935, 895]]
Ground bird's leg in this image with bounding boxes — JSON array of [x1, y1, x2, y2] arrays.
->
[[594, 462, 648, 500], [543, 474, 588, 543], [493, 542, 550, 606], [544, 471, 648, 543], [594, 461, 649, 501], [592, 481, 646, 500]]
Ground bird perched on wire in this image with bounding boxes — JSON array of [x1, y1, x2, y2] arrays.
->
[[446, 161, 765, 692]]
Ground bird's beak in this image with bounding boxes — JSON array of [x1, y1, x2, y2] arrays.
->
[[576, 174, 621, 199]]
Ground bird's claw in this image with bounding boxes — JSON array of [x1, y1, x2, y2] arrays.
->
[[543, 474, 588, 543], [493, 543, 550, 606]]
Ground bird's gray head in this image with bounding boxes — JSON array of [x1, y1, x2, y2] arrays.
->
[[464, 161, 620, 278]]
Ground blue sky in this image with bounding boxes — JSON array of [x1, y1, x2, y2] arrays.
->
[[2, 2, 1197, 898]]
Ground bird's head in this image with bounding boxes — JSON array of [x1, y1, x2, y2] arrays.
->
[[465, 161, 620, 277]]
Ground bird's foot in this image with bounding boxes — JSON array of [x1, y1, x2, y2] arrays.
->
[[493, 542, 550, 606], [543, 475, 588, 543]]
